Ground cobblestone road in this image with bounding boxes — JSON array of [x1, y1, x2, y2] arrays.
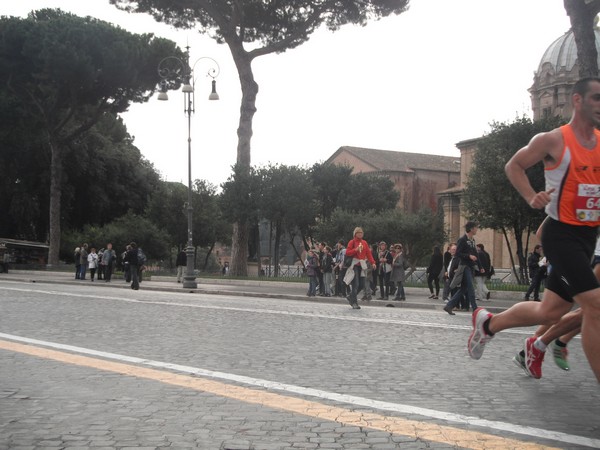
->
[[1, 279, 598, 449]]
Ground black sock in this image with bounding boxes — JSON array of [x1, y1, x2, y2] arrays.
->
[[519, 350, 525, 358], [555, 338, 567, 348], [483, 318, 495, 336]]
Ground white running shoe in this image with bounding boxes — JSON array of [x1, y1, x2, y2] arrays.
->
[[468, 307, 494, 360]]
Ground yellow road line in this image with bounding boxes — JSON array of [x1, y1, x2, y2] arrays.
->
[[0, 339, 558, 450]]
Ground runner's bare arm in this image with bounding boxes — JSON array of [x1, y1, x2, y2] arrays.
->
[[505, 131, 561, 209]]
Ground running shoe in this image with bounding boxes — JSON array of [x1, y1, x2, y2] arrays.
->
[[524, 337, 545, 379], [550, 340, 570, 371], [512, 352, 530, 376], [468, 308, 494, 360]]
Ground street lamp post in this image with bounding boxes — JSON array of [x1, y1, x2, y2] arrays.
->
[[157, 47, 220, 289]]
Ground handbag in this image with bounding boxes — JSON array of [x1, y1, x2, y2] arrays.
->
[[343, 255, 353, 268]]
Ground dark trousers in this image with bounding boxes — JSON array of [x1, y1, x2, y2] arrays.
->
[[525, 270, 546, 300], [130, 265, 139, 290], [378, 271, 391, 298], [317, 270, 324, 295], [427, 273, 440, 295], [104, 263, 113, 281]]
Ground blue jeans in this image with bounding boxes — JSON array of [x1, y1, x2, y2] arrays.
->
[[447, 267, 477, 310], [349, 265, 364, 301], [79, 265, 87, 280]]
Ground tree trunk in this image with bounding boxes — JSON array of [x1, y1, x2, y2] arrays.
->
[[47, 139, 62, 267], [227, 43, 259, 277], [230, 221, 249, 276], [564, 0, 600, 77]]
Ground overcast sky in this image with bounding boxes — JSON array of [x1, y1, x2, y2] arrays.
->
[[3, 1, 572, 187]]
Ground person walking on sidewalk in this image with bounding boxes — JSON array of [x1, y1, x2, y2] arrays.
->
[[343, 227, 376, 310], [443, 221, 482, 315], [176, 249, 186, 283], [426, 246, 443, 299], [475, 243, 491, 301], [523, 245, 547, 301], [468, 77, 600, 383]]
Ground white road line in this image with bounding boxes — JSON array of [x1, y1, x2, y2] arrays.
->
[[0, 285, 536, 335], [0, 332, 597, 448]]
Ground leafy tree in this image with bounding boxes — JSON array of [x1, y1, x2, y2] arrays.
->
[[564, 0, 600, 77], [61, 210, 171, 263], [258, 164, 314, 276], [338, 173, 400, 213], [310, 162, 354, 221], [0, 9, 181, 265], [111, 0, 410, 276], [462, 115, 566, 282]]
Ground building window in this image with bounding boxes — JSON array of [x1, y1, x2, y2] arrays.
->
[[542, 107, 552, 118]]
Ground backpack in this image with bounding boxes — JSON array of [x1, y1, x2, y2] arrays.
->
[[137, 248, 147, 266]]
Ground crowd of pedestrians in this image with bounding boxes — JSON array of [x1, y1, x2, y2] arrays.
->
[[73, 241, 144, 290]]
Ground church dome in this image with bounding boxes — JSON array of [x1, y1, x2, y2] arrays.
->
[[530, 27, 600, 120], [537, 29, 600, 74]]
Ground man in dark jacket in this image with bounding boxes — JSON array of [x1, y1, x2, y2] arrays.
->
[[124, 242, 139, 290], [524, 244, 546, 301], [475, 243, 492, 301], [176, 249, 187, 283], [444, 221, 483, 315]]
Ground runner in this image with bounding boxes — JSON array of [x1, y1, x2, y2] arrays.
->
[[468, 77, 600, 383]]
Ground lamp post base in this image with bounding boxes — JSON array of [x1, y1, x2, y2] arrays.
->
[[183, 245, 197, 289], [182, 277, 197, 289]]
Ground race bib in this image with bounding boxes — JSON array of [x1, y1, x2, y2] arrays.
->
[[575, 184, 600, 221]]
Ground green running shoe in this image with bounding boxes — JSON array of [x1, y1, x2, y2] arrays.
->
[[512, 352, 530, 376], [551, 340, 570, 371]]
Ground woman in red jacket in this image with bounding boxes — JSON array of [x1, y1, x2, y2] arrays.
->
[[344, 227, 376, 309]]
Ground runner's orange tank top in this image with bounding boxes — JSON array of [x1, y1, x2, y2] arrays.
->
[[544, 124, 600, 226]]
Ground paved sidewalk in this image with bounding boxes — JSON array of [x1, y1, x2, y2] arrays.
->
[[1, 269, 524, 313]]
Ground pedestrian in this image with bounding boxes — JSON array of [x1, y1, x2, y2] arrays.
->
[[102, 243, 116, 282], [376, 241, 393, 300], [390, 243, 408, 301], [469, 77, 600, 383], [475, 243, 492, 301], [441, 244, 455, 301], [443, 221, 482, 315], [321, 246, 333, 297], [333, 240, 347, 297], [222, 261, 230, 276], [96, 249, 103, 280], [74, 247, 81, 279], [523, 244, 546, 301], [123, 245, 131, 282], [124, 242, 140, 290], [87, 247, 98, 281], [305, 250, 318, 297], [426, 246, 443, 299], [343, 227, 376, 310], [176, 249, 186, 283], [79, 243, 88, 280]]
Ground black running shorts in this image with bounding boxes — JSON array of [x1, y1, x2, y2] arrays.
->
[[541, 218, 599, 302]]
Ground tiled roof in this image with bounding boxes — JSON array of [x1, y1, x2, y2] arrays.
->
[[327, 146, 460, 173]]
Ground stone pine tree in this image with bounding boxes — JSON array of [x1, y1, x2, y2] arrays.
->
[[111, 0, 411, 276], [564, 0, 600, 77], [0, 9, 181, 265]]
